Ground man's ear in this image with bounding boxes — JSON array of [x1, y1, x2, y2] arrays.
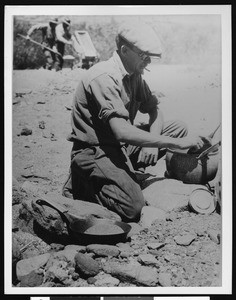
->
[[120, 45, 128, 56]]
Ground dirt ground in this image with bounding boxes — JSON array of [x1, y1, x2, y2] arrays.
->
[[10, 63, 222, 288]]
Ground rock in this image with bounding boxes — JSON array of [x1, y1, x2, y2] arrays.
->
[[64, 245, 86, 253], [186, 249, 197, 257], [143, 179, 204, 211], [75, 252, 100, 277], [116, 243, 132, 250], [174, 234, 196, 246], [208, 229, 220, 244], [159, 272, 172, 286], [87, 252, 95, 258], [94, 273, 120, 286], [38, 120, 46, 129], [147, 242, 165, 250], [195, 228, 206, 237], [19, 270, 44, 287], [117, 243, 133, 258], [20, 127, 32, 136], [13, 230, 51, 260], [103, 261, 158, 286], [50, 132, 57, 141], [127, 222, 142, 237], [13, 99, 20, 105], [137, 254, 159, 266], [50, 243, 65, 251], [12, 236, 22, 264], [32, 200, 69, 242], [120, 251, 132, 258], [140, 206, 166, 228], [48, 249, 78, 267], [16, 253, 50, 280], [164, 253, 176, 263], [86, 244, 120, 257], [21, 181, 39, 194], [15, 88, 32, 97], [87, 277, 97, 284], [44, 260, 69, 284], [166, 211, 177, 221], [12, 177, 24, 205]]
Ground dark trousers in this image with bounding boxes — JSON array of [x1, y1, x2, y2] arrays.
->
[[63, 120, 188, 221], [54, 42, 65, 71]]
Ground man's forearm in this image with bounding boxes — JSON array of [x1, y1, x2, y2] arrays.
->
[[148, 108, 164, 135], [109, 117, 188, 149]]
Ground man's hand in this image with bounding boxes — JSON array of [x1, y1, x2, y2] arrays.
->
[[178, 135, 212, 150], [138, 147, 159, 167], [26, 35, 30, 40]]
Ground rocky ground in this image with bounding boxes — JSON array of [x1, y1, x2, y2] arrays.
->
[[10, 63, 222, 289]]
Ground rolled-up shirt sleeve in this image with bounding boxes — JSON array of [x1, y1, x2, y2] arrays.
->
[[89, 74, 129, 122]]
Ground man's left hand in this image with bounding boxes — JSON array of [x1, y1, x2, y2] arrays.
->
[[138, 147, 159, 167]]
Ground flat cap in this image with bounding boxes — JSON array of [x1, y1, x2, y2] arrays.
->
[[49, 17, 59, 25], [62, 18, 71, 26], [118, 20, 162, 57]]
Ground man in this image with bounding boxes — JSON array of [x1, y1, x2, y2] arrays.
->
[[26, 18, 59, 70], [55, 17, 73, 71], [64, 21, 208, 222]]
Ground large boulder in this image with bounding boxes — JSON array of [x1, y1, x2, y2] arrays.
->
[[74, 252, 100, 277], [103, 261, 159, 286], [139, 206, 166, 228], [142, 178, 209, 212], [16, 253, 50, 280], [86, 244, 120, 257]]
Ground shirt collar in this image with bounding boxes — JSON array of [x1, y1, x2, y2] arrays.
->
[[112, 51, 129, 79]]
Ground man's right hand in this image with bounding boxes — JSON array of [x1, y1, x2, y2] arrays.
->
[[178, 135, 211, 150], [26, 35, 30, 40]]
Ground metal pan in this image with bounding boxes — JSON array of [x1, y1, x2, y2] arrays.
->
[[70, 217, 132, 245], [36, 198, 131, 245]]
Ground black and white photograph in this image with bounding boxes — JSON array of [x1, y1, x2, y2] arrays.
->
[[4, 5, 232, 295]]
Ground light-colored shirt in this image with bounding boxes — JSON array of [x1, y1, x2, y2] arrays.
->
[[55, 23, 71, 44], [68, 51, 159, 151]]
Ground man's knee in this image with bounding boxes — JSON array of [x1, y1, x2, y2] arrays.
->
[[115, 190, 145, 222], [126, 197, 145, 221], [99, 182, 145, 222]]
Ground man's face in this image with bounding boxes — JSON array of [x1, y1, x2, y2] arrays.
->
[[63, 23, 70, 30], [125, 45, 151, 75], [50, 23, 57, 29]]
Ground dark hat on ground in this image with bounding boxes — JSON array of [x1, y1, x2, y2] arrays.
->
[[117, 20, 162, 57], [49, 18, 59, 25], [62, 18, 71, 26]]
